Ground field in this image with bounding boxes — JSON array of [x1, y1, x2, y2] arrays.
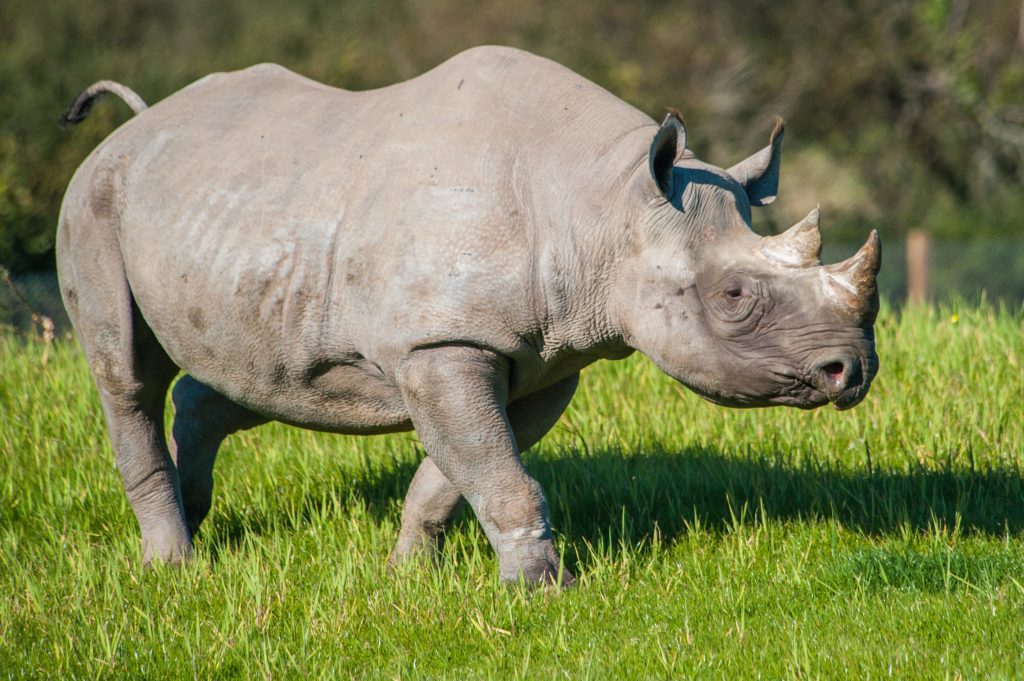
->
[[1, 302, 1022, 678]]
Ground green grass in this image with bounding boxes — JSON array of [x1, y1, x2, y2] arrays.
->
[[1, 302, 1022, 679]]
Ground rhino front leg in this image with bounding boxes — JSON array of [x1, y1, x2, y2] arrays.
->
[[390, 374, 579, 568], [398, 346, 572, 586], [170, 376, 268, 536], [389, 457, 465, 566], [508, 374, 579, 453]]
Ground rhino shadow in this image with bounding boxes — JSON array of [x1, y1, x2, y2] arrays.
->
[[199, 454, 421, 560], [200, 442, 1024, 563], [530, 446, 1024, 550]]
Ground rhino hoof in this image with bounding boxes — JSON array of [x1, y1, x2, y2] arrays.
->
[[498, 545, 575, 589], [140, 524, 194, 567]]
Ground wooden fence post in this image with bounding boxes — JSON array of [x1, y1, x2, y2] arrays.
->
[[906, 229, 930, 304]]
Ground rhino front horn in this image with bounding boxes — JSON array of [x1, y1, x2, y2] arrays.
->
[[821, 230, 882, 319], [760, 207, 822, 267]]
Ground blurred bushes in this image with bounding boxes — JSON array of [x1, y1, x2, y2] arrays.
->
[[1, 0, 1021, 271]]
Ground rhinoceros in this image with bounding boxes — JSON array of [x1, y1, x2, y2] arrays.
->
[[57, 45, 880, 585]]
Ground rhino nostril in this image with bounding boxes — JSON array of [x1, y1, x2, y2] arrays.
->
[[815, 359, 856, 395], [822, 362, 845, 380]]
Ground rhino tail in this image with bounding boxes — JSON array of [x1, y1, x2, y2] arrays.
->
[[59, 80, 148, 129]]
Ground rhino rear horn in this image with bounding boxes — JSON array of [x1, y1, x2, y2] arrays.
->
[[821, 230, 882, 320], [727, 117, 784, 207], [760, 207, 822, 267]]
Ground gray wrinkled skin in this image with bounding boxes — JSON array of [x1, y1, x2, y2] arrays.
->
[[57, 46, 880, 585]]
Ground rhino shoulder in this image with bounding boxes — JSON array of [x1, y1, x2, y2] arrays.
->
[[446, 44, 535, 65], [440, 44, 574, 81]]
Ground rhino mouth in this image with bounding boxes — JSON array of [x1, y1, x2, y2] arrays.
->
[[689, 380, 829, 410], [769, 387, 830, 409], [678, 351, 876, 410], [830, 389, 867, 411], [768, 381, 864, 411], [760, 361, 872, 410]]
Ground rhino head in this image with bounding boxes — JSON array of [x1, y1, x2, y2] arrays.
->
[[614, 113, 880, 410]]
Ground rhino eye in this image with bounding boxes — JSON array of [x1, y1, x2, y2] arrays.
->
[[707, 276, 764, 328], [725, 286, 744, 300], [721, 282, 751, 303]]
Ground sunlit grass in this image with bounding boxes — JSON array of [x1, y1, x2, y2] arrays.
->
[[1, 301, 1022, 678]]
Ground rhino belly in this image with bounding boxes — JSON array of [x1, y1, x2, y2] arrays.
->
[[124, 224, 412, 434], [162, 313, 413, 435]]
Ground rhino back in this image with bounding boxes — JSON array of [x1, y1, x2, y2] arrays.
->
[[75, 46, 652, 424]]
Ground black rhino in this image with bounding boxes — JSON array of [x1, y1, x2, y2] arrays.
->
[[57, 46, 880, 585]]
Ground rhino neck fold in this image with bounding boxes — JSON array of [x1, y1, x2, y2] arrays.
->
[[526, 136, 650, 364]]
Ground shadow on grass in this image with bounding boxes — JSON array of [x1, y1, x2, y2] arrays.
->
[[201, 444, 1024, 561], [535, 446, 1024, 548]]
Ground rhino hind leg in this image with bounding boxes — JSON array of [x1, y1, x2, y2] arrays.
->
[[97, 345, 191, 566], [58, 227, 190, 564], [170, 376, 268, 536], [390, 373, 579, 571]]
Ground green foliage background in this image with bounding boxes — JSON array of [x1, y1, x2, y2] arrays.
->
[[1, 0, 1022, 271]]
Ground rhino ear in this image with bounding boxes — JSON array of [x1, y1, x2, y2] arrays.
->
[[727, 117, 785, 207], [649, 111, 686, 198]]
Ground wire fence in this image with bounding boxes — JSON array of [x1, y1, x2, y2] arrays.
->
[[0, 269, 67, 338], [2, 237, 1022, 337]]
